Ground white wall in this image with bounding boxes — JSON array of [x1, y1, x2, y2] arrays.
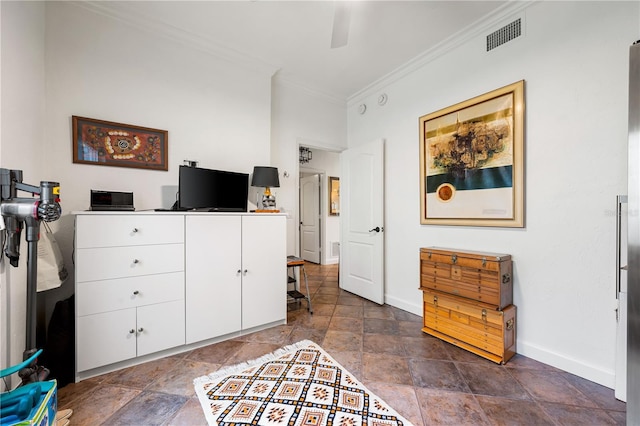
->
[[271, 80, 346, 256], [0, 1, 46, 378], [45, 1, 273, 214], [347, 1, 639, 387], [43, 0, 274, 323], [2, 1, 275, 370]]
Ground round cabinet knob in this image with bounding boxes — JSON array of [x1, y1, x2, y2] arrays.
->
[[133, 290, 139, 295], [137, 327, 144, 333], [133, 259, 139, 264], [243, 269, 248, 275], [132, 228, 139, 233], [237, 269, 242, 274], [129, 329, 135, 334]]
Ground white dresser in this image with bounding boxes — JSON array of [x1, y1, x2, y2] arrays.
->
[[75, 214, 185, 373], [74, 211, 286, 380]]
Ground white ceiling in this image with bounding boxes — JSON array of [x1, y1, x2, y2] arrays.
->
[[90, 1, 507, 100]]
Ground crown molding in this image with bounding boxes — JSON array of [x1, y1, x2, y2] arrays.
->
[[65, 1, 534, 108], [68, 1, 280, 77], [347, 1, 536, 106]]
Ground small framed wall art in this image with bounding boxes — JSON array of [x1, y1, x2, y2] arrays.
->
[[72, 116, 168, 171], [419, 80, 524, 227], [329, 176, 340, 216]]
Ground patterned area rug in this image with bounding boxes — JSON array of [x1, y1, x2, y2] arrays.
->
[[194, 340, 413, 425]]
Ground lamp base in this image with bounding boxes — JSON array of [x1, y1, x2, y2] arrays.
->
[[261, 193, 277, 210]]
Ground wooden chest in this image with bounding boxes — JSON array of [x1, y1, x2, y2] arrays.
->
[[420, 247, 513, 309], [422, 288, 516, 364]]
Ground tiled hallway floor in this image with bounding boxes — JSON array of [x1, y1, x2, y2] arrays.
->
[[58, 263, 626, 425]]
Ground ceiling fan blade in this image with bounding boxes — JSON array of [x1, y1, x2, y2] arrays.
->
[[330, 1, 352, 49]]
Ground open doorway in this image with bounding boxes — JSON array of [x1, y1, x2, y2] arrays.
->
[[297, 144, 341, 265]]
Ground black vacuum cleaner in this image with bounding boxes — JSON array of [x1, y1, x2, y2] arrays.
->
[[0, 168, 61, 425]]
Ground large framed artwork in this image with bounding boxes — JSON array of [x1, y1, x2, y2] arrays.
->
[[419, 80, 524, 227], [72, 116, 168, 171]]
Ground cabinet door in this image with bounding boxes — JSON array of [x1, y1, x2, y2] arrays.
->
[[241, 215, 287, 329], [185, 215, 242, 344], [77, 309, 137, 372], [136, 300, 185, 357]]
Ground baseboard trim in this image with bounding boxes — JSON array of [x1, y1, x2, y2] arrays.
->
[[384, 294, 422, 316], [517, 340, 615, 389], [383, 293, 616, 389]]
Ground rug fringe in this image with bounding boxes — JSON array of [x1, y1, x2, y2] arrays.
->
[[193, 339, 316, 386]]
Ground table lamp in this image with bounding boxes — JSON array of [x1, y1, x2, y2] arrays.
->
[[251, 166, 280, 212]]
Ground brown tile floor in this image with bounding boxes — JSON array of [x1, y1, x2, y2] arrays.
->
[[58, 263, 627, 425]]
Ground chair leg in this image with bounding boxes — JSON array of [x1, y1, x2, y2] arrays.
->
[[301, 265, 313, 314]]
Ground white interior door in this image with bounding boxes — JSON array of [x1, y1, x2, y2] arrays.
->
[[340, 139, 384, 304], [300, 174, 320, 263]]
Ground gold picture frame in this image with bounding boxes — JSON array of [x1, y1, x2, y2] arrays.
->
[[329, 176, 340, 216], [419, 80, 524, 227]]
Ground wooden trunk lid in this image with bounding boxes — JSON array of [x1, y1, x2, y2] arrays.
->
[[420, 247, 511, 269]]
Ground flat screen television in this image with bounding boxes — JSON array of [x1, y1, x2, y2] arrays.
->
[[178, 165, 249, 212]]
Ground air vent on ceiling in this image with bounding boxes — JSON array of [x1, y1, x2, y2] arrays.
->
[[486, 18, 522, 52]]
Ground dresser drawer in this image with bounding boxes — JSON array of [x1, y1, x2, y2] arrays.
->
[[76, 271, 184, 316], [76, 215, 184, 248], [76, 244, 184, 282]]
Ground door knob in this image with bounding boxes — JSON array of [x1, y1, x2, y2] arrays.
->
[[369, 226, 381, 233]]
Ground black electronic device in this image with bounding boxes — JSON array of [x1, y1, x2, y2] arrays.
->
[[90, 190, 134, 211], [178, 165, 249, 212]]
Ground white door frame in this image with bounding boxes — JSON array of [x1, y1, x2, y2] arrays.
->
[[294, 140, 343, 263], [615, 195, 628, 401]]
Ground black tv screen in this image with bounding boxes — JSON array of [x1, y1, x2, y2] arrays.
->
[[178, 165, 249, 212]]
